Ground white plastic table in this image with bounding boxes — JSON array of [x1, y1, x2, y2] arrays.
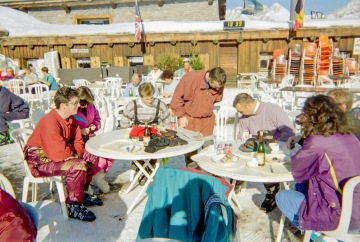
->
[[85, 129, 204, 219], [191, 140, 293, 242]]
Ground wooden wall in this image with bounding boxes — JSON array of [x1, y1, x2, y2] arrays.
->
[[1, 28, 359, 80]]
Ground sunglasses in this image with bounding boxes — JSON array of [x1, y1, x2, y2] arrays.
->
[[68, 100, 80, 106]]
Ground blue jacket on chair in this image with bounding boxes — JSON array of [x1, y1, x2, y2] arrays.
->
[[136, 166, 235, 242]]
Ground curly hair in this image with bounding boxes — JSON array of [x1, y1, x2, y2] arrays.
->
[[301, 95, 354, 138]]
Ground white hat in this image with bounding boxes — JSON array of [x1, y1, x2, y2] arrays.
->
[[183, 58, 190, 62]]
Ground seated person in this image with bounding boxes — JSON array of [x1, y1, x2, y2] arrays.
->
[[37, 67, 59, 90], [0, 85, 29, 146], [0, 67, 16, 81], [24, 87, 103, 222], [174, 58, 194, 78], [124, 72, 159, 97], [161, 70, 179, 98], [22, 67, 38, 85], [148, 64, 163, 80], [327, 88, 360, 140], [233, 93, 295, 212], [121, 82, 170, 184], [74, 86, 114, 193], [276, 95, 360, 232], [121, 82, 170, 128]]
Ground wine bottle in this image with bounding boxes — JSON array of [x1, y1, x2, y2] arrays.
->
[[257, 130, 265, 166], [144, 122, 151, 146], [129, 88, 133, 97]]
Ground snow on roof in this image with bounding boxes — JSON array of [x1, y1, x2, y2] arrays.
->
[[0, 5, 359, 38]]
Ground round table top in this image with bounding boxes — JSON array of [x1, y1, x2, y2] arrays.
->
[[192, 140, 293, 183], [86, 129, 204, 160]]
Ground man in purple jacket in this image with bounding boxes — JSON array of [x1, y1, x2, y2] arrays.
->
[[233, 93, 295, 212]]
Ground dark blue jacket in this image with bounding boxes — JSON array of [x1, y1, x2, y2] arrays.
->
[[0, 86, 29, 113]]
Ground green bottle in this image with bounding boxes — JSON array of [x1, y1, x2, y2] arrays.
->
[[257, 130, 265, 166], [129, 88, 133, 97]]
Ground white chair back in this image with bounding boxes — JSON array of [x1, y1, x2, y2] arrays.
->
[[27, 84, 49, 96], [73, 79, 91, 87], [105, 77, 122, 98], [303, 176, 360, 242], [40, 90, 56, 112], [8, 79, 27, 95], [215, 106, 238, 140], [0, 173, 16, 197]]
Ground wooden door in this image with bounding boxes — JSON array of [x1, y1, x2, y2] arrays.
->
[[219, 44, 238, 87]]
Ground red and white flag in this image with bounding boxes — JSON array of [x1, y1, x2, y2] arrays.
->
[[135, 1, 142, 41]]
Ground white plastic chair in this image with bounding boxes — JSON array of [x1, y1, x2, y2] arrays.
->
[[0, 173, 67, 242], [303, 176, 360, 242], [104, 77, 122, 99], [72, 79, 91, 87], [27, 84, 49, 98], [8, 78, 27, 95], [215, 106, 238, 140], [10, 128, 69, 220], [40, 90, 57, 113]]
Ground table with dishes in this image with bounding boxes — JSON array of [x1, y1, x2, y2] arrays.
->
[[191, 140, 293, 242], [85, 128, 204, 220]]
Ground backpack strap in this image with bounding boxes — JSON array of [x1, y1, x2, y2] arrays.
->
[[325, 152, 342, 195]]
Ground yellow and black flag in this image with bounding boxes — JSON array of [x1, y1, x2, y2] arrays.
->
[[293, 0, 304, 31]]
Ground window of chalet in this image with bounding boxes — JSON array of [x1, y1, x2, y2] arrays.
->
[[259, 52, 271, 72], [74, 15, 111, 25], [77, 58, 91, 68], [128, 56, 144, 66]]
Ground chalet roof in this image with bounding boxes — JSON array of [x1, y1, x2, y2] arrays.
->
[[0, 6, 359, 39]]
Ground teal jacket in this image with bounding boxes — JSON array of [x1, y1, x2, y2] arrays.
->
[[136, 167, 235, 242]]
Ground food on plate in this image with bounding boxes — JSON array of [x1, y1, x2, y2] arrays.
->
[[221, 154, 234, 163]]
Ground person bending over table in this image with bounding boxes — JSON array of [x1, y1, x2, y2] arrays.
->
[[24, 87, 103, 222], [233, 93, 295, 212], [170, 67, 226, 167], [121, 82, 170, 184], [37, 66, 59, 91], [0, 85, 29, 146], [160, 70, 179, 98], [75, 86, 114, 194], [276, 95, 360, 232]]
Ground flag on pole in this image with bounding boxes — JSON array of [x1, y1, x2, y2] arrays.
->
[[135, 1, 142, 41], [293, 0, 304, 31]]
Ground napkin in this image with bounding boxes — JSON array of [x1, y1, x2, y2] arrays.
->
[[129, 125, 158, 138], [176, 127, 203, 141]]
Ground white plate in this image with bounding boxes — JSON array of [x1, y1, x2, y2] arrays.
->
[[265, 153, 290, 164], [211, 154, 239, 166], [119, 144, 141, 153]]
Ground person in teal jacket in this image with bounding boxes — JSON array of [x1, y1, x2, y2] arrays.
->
[[38, 66, 59, 90], [137, 166, 235, 242]]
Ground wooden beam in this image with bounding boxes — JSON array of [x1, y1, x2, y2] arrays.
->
[[110, 1, 117, 9], [62, 4, 71, 14]]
